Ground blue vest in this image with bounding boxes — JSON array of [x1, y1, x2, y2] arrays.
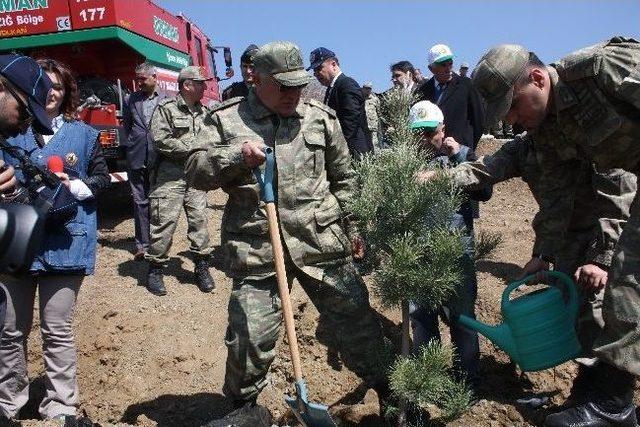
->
[[3, 121, 99, 275]]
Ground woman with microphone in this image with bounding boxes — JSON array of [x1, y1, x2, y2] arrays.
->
[[0, 58, 109, 423]]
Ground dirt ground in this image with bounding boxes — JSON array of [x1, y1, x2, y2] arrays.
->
[[11, 138, 637, 427]]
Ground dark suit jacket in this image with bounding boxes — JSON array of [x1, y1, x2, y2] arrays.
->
[[416, 73, 485, 150], [122, 90, 168, 170], [325, 73, 373, 156]]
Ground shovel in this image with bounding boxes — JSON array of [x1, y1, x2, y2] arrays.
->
[[253, 147, 336, 427]]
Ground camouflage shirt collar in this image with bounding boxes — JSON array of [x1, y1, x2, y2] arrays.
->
[[176, 93, 204, 115], [247, 88, 305, 119], [548, 65, 579, 116]]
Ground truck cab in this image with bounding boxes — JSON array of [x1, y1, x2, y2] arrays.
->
[[0, 0, 232, 184]]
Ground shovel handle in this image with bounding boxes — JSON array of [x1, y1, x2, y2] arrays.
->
[[265, 202, 304, 382], [253, 148, 304, 383]]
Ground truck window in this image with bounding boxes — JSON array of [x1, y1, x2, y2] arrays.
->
[[194, 36, 204, 65]]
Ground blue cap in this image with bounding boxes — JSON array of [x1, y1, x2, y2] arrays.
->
[[307, 47, 336, 71], [0, 54, 53, 135]]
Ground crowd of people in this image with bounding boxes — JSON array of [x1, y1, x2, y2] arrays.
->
[[0, 35, 637, 427]]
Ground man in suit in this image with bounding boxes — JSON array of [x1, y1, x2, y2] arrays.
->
[[308, 47, 372, 158], [123, 63, 168, 260], [416, 44, 485, 150]]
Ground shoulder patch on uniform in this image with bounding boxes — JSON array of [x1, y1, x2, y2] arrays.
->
[[553, 42, 606, 81], [210, 96, 244, 113], [306, 98, 337, 117], [157, 97, 176, 107]]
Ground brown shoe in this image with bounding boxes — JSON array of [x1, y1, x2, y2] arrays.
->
[[134, 250, 146, 261]]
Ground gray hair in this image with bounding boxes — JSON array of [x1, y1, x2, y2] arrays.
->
[[135, 62, 156, 76]]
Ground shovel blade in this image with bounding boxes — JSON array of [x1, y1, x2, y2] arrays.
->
[[285, 394, 336, 427], [285, 380, 336, 427]]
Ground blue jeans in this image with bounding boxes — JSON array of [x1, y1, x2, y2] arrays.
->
[[409, 231, 480, 388]]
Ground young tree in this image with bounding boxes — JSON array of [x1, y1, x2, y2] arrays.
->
[[349, 89, 474, 422]]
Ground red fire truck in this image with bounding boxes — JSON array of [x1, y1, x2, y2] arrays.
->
[[0, 0, 233, 184]]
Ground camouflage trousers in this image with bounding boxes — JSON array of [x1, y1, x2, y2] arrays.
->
[[594, 196, 640, 376], [223, 262, 390, 402], [554, 235, 604, 365], [146, 176, 212, 264]]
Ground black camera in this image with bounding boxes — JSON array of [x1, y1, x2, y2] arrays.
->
[[0, 202, 44, 274]]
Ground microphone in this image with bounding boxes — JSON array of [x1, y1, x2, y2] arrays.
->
[[47, 155, 64, 174]]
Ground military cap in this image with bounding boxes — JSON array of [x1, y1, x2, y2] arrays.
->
[[307, 47, 336, 71], [178, 65, 213, 83], [472, 44, 530, 127], [241, 44, 259, 64], [460, 62, 469, 69], [253, 41, 312, 86], [363, 81, 373, 88], [0, 54, 53, 135]]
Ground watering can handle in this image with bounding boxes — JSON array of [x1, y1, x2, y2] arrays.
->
[[253, 146, 276, 203], [502, 271, 579, 320]]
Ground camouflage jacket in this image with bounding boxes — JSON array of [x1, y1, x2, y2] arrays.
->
[[450, 135, 636, 267], [536, 37, 640, 173], [185, 89, 355, 280], [364, 94, 381, 131], [149, 93, 213, 184]]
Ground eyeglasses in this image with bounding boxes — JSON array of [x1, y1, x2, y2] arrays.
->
[[271, 77, 307, 93], [3, 81, 34, 126]]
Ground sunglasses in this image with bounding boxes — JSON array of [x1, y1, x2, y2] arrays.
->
[[4, 81, 34, 126], [271, 77, 307, 93]]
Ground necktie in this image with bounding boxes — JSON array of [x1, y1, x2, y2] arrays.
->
[[324, 87, 332, 105], [436, 83, 447, 104]]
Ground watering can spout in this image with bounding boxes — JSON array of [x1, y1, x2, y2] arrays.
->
[[458, 315, 517, 359]]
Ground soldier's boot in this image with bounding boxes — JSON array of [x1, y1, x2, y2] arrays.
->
[[544, 363, 637, 427], [201, 400, 272, 427], [146, 263, 167, 296], [194, 257, 215, 293]]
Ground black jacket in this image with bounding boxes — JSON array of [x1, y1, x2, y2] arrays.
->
[[325, 73, 373, 157], [122, 90, 168, 170], [416, 74, 485, 150], [222, 81, 250, 101]]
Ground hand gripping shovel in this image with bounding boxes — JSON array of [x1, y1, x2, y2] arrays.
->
[[253, 147, 336, 427]]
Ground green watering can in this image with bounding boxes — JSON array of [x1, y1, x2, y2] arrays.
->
[[458, 271, 581, 371]]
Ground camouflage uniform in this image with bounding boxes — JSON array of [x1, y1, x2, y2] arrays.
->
[[526, 38, 640, 375], [364, 92, 381, 150], [185, 88, 389, 402], [146, 93, 214, 264], [449, 135, 637, 355]]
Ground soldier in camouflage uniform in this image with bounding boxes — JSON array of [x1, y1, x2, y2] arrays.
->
[[436, 134, 636, 395], [221, 44, 258, 101], [362, 82, 382, 150], [185, 41, 390, 424], [145, 66, 215, 296], [473, 37, 640, 426]]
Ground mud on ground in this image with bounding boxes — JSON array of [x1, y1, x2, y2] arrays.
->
[[13, 138, 638, 427]]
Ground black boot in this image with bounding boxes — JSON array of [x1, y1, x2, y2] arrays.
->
[[146, 263, 167, 296], [544, 363, 637, 427], [201, 400, 272, 427], [194, 257, 215, 293]]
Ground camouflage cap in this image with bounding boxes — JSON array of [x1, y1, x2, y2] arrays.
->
[[178, 65, 213, 83], [472, 44, 530, 127], [253, 41, 312, 87]]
